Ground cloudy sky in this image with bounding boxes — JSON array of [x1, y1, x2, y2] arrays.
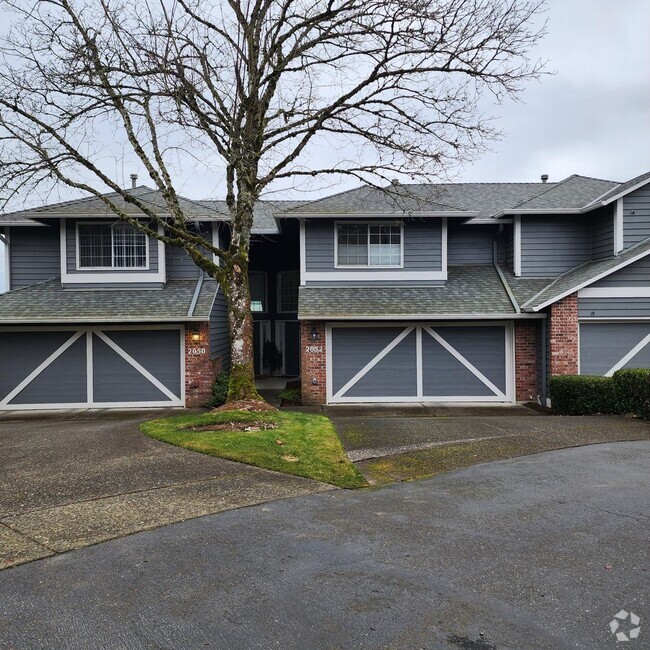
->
[[1, 0, 649, 287]]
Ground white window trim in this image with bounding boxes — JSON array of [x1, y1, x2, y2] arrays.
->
[[60, 219, 166, 284], [3, 228, 10, 292], [325, 321, 515, 404], [334, 221, 405, 269], [614, 198, 624, 254], [277, 270, 299, 314], [0, 325, 185, 410], [250, 270, 269, 314], [212, 223, 221, 266], [299, 220, 307, 286], [578, 287, 650, 298], [513, 215, 522, 277], [75, 220, 150, 271]]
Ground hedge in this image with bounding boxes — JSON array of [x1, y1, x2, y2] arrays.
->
[[549, 369, 650, 418]]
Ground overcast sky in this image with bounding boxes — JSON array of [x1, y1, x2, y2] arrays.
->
[[1, 0, 650, 287]]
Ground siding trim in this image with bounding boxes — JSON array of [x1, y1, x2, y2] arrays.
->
[[303, 270, 446, 282], [513, 215, 521, 276], [4, 228, 10, 292], [579, 287, 650, 298], [299, 220, 306, 286], [614, 198, 624, 253], [212, 223, 220, 266], [441, 217, 448, 277]]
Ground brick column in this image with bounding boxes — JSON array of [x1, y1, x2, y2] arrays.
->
[[300, 321, 327, 405], [514, 320, 539, 402], [184, 322, 218, 407], [548, 294, 579, 376]]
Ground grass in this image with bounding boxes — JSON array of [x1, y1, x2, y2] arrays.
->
[[141, 410, 368, 489]]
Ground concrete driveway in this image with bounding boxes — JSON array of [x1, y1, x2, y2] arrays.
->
[[0, 410, 331, 569], [0, 441, 647, 649], [327, 405, 650, 483]]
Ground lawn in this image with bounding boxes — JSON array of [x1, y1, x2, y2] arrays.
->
[[141, 410, 368, 489]]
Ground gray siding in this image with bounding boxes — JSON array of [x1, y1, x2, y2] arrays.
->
[[623, 184, 650, 248], [591, 207, 614, 260], [580, 322, 650, 375], [590, 256, 650, 287], [521, 215, 591, 277], [448, 224, 496, 265], [305, 218, 442, 278], [8, 226, 60, 290], [167, 245, 200, 279], [65, 219, 159, 277], [210, 286, 231, 369], [579, 297, 650, 318]]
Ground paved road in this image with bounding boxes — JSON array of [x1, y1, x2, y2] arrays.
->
[[1, 441, 648, 649]]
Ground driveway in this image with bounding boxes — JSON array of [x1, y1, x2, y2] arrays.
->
[[0, 442, 647, 649], [0, 410, 331, 569], [326, 405, 650, 483]]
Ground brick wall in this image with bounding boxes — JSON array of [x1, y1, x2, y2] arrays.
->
[[185, 322, 219, 407], [514, 320, 539, 401], [548, 294, 579, 376], [300, 321, 327, 405]]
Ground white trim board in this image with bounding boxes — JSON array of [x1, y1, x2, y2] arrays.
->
[[513, 215, 522, 277], [614, 199, 624, 254], [578, 287, 650, 298], [303, 271, 447, 282]]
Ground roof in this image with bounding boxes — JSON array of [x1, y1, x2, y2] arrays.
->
[[521, 238, 650, 312], [195, 200, 308, 234], [298, 266, 516, 319], [585, 170, 650, 206], [0, 278, 219, 323], [499, 270, 556, 308], [281, 175, 624, 220]]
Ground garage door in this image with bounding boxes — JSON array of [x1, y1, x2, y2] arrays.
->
[[580, 322, 650, 376], [0, 327, 184, 409], [328, 324, 512, 403]]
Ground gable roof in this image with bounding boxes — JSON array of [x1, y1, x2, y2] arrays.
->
[[584, 170, 650, 207], [0, 277, 219, 323], [520, 238, 650, 312]]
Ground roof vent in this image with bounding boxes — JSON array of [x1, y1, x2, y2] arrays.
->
[[541, 174, 549, 184], [130, 173, 138, 189], [391, 178, 400, 186]]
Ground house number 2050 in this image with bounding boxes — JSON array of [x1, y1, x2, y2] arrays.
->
[[305, 345, 323, 353], [188, 347, 207, 355]]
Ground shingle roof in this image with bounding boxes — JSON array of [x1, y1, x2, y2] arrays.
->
[[298, 266, 516, 319], [499, 270, 555, 307], [0, 278, 219, 323], [195, 200, 308, 233], [281, 176, 622, 220], [521, 238, 650, 311], [586, 170, 650, 206]]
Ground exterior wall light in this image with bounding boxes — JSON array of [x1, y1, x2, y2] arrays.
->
[[310, 326, 319, 340], [191, 330, 202, 344]]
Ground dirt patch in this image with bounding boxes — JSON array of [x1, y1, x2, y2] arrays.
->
[[187, 421, 278, 433], [213, 400, 277, 413]]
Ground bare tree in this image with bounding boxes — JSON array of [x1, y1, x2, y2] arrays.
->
[[0, 0, 545, 403]]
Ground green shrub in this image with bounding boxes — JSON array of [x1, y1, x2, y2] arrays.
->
[[549, 375, 619, 415], [612, 369, 650, 419], [206, 369, 230, 408], [279, 387, 302, 404]]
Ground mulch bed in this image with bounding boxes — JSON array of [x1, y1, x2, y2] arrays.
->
[[188, 421, 278, 433], [213, 399, 278, 413]]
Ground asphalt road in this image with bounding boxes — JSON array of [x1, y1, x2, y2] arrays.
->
[[1, 441, 648, 649]]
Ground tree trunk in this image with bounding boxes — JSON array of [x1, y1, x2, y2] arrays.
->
[[221, 253, 262, 403]]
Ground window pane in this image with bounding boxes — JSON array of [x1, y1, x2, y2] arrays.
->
[[250, 272, 267, 312], [368, 224, 401, 266], [112, 223, 147, 268], [337, 224, 368, 266], [278, 270, 299, 312], [79, 224, 112, 267]]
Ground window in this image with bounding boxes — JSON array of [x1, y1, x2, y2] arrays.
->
[[277, 270, 299, 313], [78, 223, 147, 269], [250, 271, 267, 313], [336, 222, 402, 267]]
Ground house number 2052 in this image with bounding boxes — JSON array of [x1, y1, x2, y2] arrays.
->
[[305, 345, 323, 353], [188, 347, 207, 355]]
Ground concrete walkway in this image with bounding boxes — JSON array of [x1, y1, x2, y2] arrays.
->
[[0, 442, 647, 649], [0, 410, 331, 570]]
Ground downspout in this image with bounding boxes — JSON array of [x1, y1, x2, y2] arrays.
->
[[540, 316, 548, 406], [493, 225, 520, 314]]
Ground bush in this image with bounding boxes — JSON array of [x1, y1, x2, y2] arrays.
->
[[613, 369, 650, 419], [206, 369, 230, 408], [549, 375, 619, 415]]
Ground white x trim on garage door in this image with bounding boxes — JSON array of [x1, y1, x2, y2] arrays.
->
[[327, 322, 514, 404], [0, 326, 185, 410]]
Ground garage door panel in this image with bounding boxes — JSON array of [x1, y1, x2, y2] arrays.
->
[[0, 331, 79, 400], [342, 330, 417, 398], [431, 326, 506, 390], [9, 336, 87, 405], [421, 333, 496, 397], [332, 327, 407, 395], [92, 336, 173, 403], [580, 323, 650, 375], [100, 330, 181, 396]]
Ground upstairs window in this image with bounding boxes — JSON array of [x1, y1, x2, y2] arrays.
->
[[78, 223, 147, 269], [336, 222, 402, 267], [249, 271, 267, 313], [277, 270, 299, 313]]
